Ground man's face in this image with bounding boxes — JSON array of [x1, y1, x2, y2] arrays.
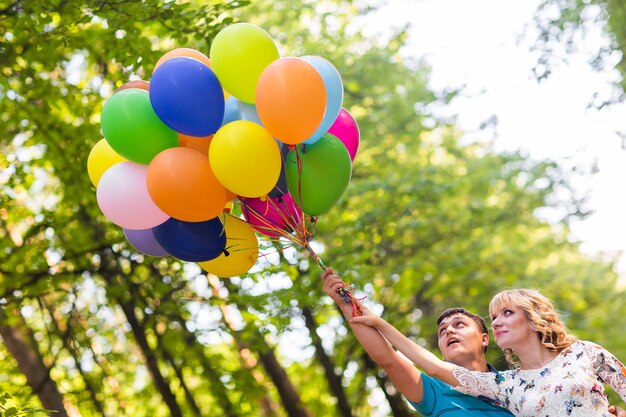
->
[[437, 313, 488, 365]]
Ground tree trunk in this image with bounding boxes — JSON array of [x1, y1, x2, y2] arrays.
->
[[40, 297, 107, 417], [361, 353, 413, 417], [155, 305, 244, 417], [118, 302, 183, 417], [301, 307, 354, 417], [157, 339, 203, 417], [214, 276, 312, 417], [0, 307, 70, 417], [256, 347, 312, 417]]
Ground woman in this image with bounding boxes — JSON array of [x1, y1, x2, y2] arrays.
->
[[350, 288, 626, 416]]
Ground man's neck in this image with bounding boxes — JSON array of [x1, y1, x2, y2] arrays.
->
[[454, 357, 489, 372]]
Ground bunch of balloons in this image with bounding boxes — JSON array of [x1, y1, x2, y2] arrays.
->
[[88, 23, 361, 278]]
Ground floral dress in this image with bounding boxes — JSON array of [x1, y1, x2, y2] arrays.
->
[[451, 341, 626, 417]]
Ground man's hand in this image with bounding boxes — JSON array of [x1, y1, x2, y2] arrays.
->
[[320, 268, 349, 305], [609, 405, 626, 417]]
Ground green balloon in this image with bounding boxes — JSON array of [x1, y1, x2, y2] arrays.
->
[[101, 89, 178, 164], [285, 134, 352, 216]]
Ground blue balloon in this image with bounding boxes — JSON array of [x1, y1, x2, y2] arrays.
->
[[152, 217, 226, 262], [302, 56, 344, 145], [150, 57, 225, 136], [222, 96, 242, 126]]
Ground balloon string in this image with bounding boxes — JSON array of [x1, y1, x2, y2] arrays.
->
[[240, 199, 296, 239], [304, 242, 362, 317], [238, 146, 362, 317], [337, 285, 364, 317]]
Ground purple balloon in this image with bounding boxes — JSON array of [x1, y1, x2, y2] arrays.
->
[[124, 228, 169, 257], [327, 108, 360, 161]]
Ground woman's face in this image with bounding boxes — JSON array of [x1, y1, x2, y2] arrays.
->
[[490, 303, 536, 349]]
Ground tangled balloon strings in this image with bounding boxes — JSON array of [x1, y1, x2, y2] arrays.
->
[[238, 146, 363, 317]]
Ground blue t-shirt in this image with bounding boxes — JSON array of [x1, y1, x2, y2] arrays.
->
[[408, 373, 513, 416]]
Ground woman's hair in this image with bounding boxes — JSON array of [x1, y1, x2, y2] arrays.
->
[[489, 288, 577, 366]]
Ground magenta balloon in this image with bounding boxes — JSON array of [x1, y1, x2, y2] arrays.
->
[[241, 194, 302, 238], [327, 108, 360, 161], [96, 162, 169, 230]]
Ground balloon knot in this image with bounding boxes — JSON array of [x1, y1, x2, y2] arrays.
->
[[223, 249, 230, 257]]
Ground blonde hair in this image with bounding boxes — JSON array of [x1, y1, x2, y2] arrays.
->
[[489, 289, 577, 366]]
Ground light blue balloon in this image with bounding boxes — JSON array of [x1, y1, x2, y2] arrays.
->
[[302, 56, 344, 145], [236, 100, 264, 126], [222, 96, 242, 126]]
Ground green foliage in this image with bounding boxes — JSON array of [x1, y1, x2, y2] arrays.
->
[[0, 393, 49, 417]]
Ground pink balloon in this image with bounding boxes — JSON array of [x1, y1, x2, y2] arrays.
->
[[241, 194, 302, 238], [97, 162, 169, 230], [327, 108, 360, 161]]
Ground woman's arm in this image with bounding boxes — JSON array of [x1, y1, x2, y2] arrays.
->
[[349, 303, 459, 385], [341, 277, 507, 404], [321, 269, 425, 402], [587, 342, 626, 402], [359, 310, 509, 404]]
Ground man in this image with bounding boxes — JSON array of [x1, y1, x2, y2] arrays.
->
[[321, 268, 626, 416]]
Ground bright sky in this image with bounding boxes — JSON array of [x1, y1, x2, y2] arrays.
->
[[368, 0, 626, 275]]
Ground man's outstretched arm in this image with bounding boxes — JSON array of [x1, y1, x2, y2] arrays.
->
[[321, 268, 424, 403]]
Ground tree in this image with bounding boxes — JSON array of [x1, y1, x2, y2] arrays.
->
[[532, 0, 626, 107]]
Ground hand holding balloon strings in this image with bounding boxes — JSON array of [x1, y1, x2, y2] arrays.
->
[[307, 246, 364, 317], [239, 170, 363, 317]]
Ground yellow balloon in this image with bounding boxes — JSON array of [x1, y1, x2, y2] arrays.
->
[[209, 23, 280, 103], [209, 121, 281, 197], [87, 139, 127, 186], [199, 213, 259, 277]]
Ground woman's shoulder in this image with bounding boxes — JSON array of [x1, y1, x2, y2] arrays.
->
[[564, 340, 609, 359], [573, 340, 606, 350]]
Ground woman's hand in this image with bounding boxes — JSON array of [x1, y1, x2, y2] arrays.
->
[[349, 306, 385, 329]]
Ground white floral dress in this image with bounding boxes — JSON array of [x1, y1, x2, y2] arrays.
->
[[451, 341, 626, 417]]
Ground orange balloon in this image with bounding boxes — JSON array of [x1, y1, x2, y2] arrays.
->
[[146, 147, 228, 221], [154, 48, 211, 72], [178, 133, 213, 155], [256, 57, 327, 145], [225, 189, 236, 201], [178, 134, 237, 199], [115, 80, 150, 93]]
